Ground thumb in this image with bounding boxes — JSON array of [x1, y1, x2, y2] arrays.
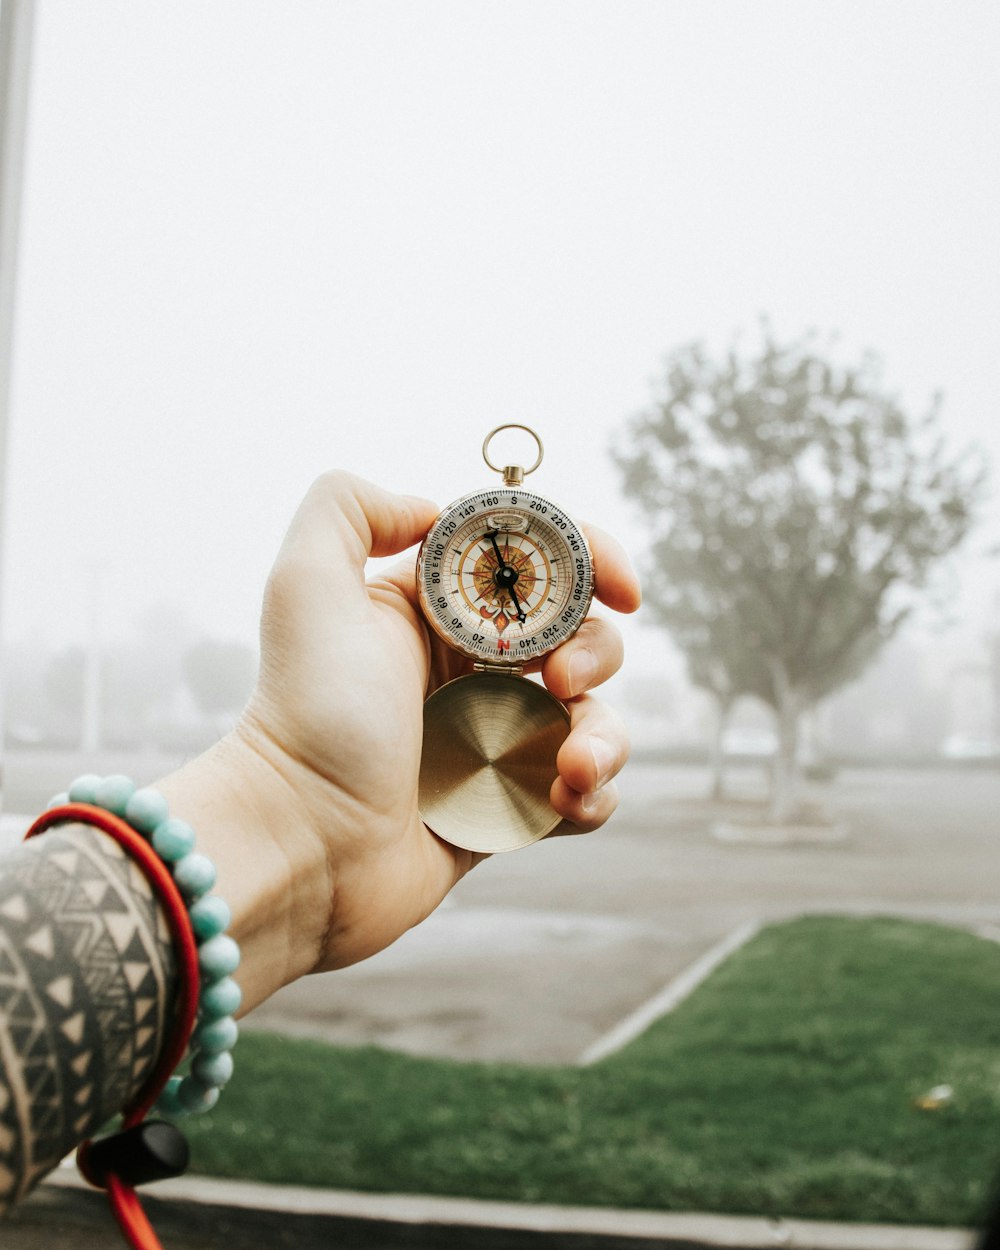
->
[[279, 470, 439, 574]]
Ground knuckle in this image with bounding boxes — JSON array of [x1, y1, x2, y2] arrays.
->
[[309, 468, 357, 505]]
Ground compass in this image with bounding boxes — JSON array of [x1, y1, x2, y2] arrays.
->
[[416, 425, 594, 853]]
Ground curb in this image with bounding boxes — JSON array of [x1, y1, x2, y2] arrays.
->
[[39, 1168, 979, 1250], [709, 821, 851, 846], [578, 921, 761, 1065]]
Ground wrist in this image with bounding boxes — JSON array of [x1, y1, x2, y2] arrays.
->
[[155, 727, 331, 1014]]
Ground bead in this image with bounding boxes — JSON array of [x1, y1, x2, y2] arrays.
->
[[189, 894, 231, 941], [193, 1015, 238, 1054], [192, 1049, 234, 1088], [199, 976, 242, 1021], [151, 818, 196, 863], [125, 787, 170, 834], [154, 1075, 185, 1119], [47, 792, 70, 808], [177, 1076, 220, 1114], [173, 852, 217, 899], [198, 934, 240, 980], [68, 774, 102, 804], [94, 774, 137, 816]]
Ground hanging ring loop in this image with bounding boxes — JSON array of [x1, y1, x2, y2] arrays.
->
[[482, 424, 544, 481]]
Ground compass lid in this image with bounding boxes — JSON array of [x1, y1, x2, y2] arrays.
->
[[418, 673, 569, 853]]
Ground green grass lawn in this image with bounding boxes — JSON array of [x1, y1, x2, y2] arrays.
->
[[183, 916, 1000, 1226]]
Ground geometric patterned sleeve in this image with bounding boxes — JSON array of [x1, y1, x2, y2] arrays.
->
[[0, 825, 177, 1211]]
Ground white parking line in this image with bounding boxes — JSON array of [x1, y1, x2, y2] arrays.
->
[[577, 920, 761, 1066]]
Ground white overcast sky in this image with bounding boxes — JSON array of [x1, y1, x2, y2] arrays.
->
[[3, 0, 999, 668]]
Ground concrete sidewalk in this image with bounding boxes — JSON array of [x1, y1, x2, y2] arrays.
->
[[7, 1169, 981, 1250]]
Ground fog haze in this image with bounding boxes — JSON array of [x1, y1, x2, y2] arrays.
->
[[3, 1, 999, 705]]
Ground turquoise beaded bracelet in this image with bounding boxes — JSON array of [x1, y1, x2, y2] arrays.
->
[[45, 774, 241, 1118]]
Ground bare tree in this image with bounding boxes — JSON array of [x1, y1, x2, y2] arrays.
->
[[615, 330, 987, 820]]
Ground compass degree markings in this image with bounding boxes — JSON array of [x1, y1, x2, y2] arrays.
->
[[418, 486, 593, 665]]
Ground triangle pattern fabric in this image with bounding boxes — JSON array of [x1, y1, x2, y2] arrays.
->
[[0, 822, 178, 1203], [0, 896, 29, 923], [45, 975, 74, 1010]]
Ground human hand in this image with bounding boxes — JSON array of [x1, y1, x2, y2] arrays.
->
[[161, 472, 639, 1008]]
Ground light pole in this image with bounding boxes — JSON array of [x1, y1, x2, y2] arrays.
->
[[0, 0, 37, 811]]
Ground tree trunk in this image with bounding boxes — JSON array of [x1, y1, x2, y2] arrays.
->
[[709, 695, 733, 801], [769, 666, 803, 824]]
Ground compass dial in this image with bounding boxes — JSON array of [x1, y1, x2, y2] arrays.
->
[[417, 487, 594, 665]]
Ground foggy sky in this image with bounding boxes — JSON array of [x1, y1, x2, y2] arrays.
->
[[3, 0, 999, 674]]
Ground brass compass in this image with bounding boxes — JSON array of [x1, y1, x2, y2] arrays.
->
[[416, 425, 594, 853]]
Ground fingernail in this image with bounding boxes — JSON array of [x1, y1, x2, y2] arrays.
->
[[580, 790, 601, 813], [589, 736, 616, 788], [567, 649, 598, 696]]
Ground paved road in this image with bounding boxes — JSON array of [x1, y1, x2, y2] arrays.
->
[[248, 762, 1000, 1064]]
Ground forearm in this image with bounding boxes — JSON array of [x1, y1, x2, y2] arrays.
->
[[0, 824, 177, 1211]]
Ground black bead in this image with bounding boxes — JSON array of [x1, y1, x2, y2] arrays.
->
[[86, 1121, 190, 1187]]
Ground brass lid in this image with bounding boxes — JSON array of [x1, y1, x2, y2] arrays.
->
[[418, 673, 570, 853]]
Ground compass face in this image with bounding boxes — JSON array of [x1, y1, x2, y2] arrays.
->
[[417, 487, 594, 665]]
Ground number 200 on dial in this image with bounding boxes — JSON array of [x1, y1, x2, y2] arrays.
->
[[417, 488, 594, 665]]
